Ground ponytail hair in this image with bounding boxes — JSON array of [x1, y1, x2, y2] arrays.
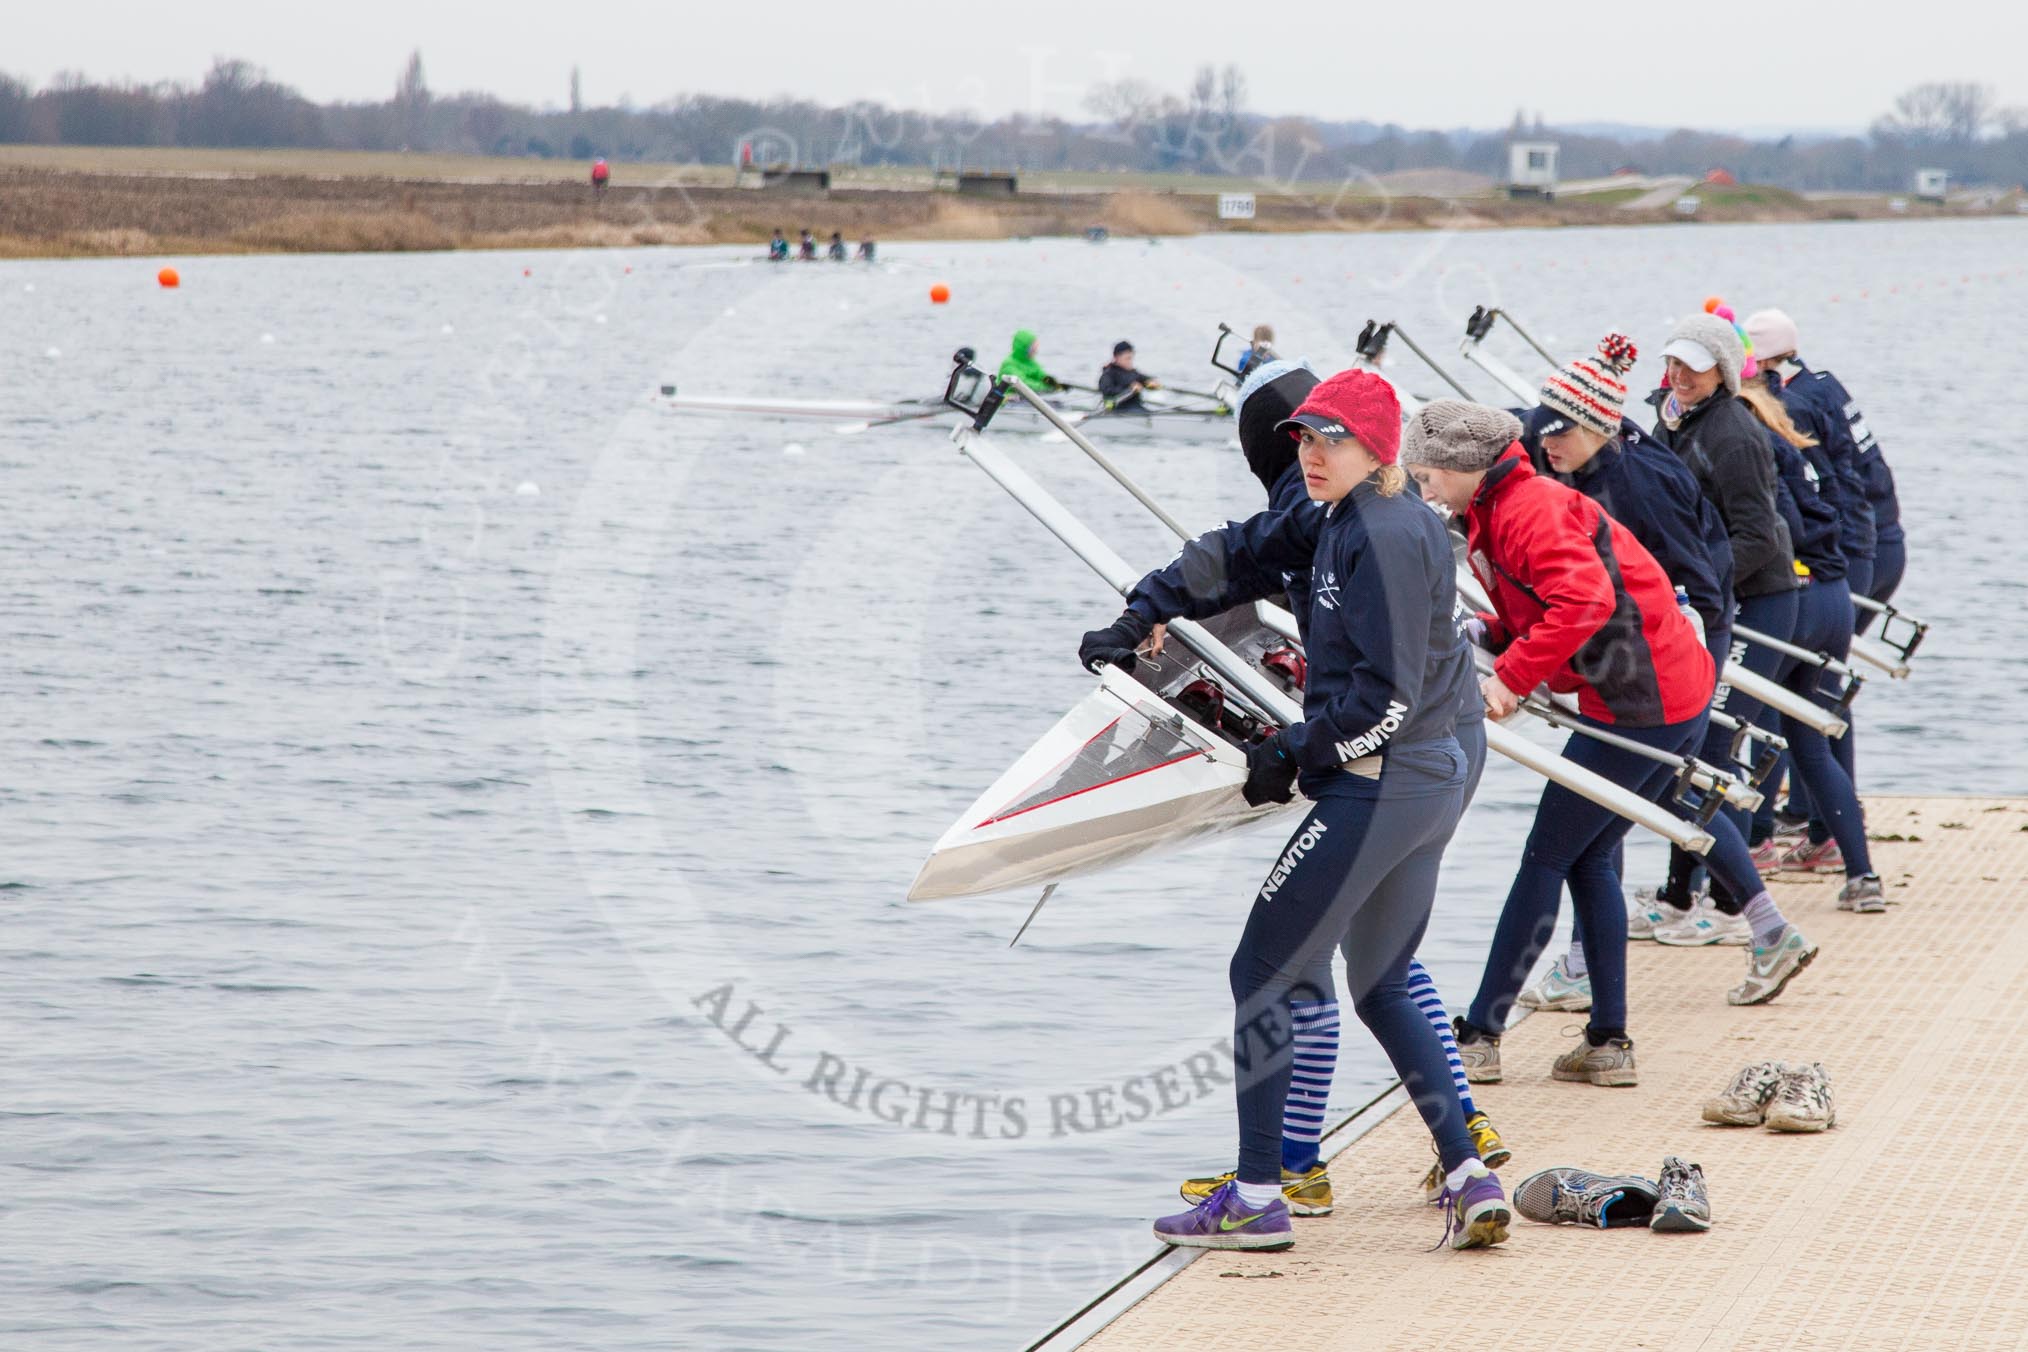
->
[[1375, 463, 1408, 497], [1738, 384, 1817, 450]]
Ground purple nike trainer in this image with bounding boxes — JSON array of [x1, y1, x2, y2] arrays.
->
[[1152, 1181, 1294, 1251]]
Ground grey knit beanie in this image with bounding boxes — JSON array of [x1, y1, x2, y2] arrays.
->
[[1663, 313, 1746, 394], [1398, 401, 1523, 473]]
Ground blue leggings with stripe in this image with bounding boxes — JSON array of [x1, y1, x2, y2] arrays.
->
[[1283, 719, 1486, 1173], [1230, 739, 1471, 1185]]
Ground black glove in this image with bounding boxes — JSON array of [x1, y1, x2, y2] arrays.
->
[[1242, 732, 1299, 806], [1078, 609, 1152, 674]]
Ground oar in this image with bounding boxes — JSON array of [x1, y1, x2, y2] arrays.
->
[[831, 407, 947, 435], [1151, 382, 1231, 404]]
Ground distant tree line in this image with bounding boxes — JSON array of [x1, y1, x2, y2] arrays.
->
[[1, 56, 2024, 192]]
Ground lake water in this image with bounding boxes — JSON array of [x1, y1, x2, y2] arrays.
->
[[3, 217, 2023, 1350]]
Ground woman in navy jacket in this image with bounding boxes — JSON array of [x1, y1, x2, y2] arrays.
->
[[1080, 370, 1508, 1253]]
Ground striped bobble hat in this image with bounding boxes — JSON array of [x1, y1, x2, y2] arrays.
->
[[1539, 333, 1638, 438]]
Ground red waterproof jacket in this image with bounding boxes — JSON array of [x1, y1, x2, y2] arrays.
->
[[1465, 445, 1714, 727]]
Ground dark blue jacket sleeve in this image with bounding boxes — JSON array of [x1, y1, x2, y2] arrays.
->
[[1786, 387, 1875, 557], [1817, 371, 1901, 532], [1125, 504, 1321, 625], [1280, 514, 1432, 772]]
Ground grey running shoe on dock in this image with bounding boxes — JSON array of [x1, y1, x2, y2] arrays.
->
[[1702, 1060, 1787, 1125], [1454, 1017, 1501, 1083], [1838, 874, 1887, 913], [1651, 1156, 1711, 1232], [1514, 1166, 1660, 1228], [1551, 1033, 1637, 1087], [1765, 1063, 1836, 1132]]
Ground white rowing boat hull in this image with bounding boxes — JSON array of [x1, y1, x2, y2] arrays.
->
[[658, 393, 924, 421], [655, 391, 1236, 442], [907, 665, 1292, 902]]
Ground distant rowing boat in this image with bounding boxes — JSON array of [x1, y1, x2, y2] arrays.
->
[[653, 385, 1236, 442]]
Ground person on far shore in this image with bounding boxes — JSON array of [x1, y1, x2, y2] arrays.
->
[[590, 157, 610, 197], [767, 229, 790, 262], [798, 229, 818, 260], [827, 231, 848, 261], [856, 237, 877, 262]]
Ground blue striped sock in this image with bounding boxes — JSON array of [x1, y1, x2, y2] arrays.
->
[[1281, 999, 1339, 1173], [1409, 960, 1477, 1118]]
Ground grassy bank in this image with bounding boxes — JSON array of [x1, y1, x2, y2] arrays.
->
[[0, 149, 2015, 259]]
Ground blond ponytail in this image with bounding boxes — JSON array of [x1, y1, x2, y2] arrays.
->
[[1739, 384, 1817, 450]]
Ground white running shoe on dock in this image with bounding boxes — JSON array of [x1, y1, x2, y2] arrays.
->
[[1518, 957, 1593, 1012], [1727, 927, 1818, 1006], [1654, 898, 1751, 947]]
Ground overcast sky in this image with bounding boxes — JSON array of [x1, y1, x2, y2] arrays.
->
[[10, 0, 2024, 133]]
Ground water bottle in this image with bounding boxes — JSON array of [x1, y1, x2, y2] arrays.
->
[[1675, 585, 1705, 644]]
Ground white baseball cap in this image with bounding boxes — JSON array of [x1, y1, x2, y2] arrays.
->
[[1660, 338, 1718, 372]]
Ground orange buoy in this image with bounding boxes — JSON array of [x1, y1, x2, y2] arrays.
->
[[929, 283, 950, 304], [157, 266, 180, 289]]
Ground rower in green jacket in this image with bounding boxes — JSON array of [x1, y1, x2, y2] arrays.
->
[[998, 329, 1068, 393]]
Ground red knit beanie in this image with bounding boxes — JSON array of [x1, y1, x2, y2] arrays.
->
[[1274, 369, 1403, 463]]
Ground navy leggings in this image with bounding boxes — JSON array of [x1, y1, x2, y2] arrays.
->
[[1298, 719, 1488, 997], [1230, 740, 1470, 1183], [1472, 701, 1773, 1036], [1658, 619, 1732, 904], [1702, 588, 1799, 902], [1752, 579, 1870, 872], [1469, 716, 1697, 1038], [1796, 533, 1899, 823], [1863, 533, 1907, 627], [1843, 557, 1875, 615]]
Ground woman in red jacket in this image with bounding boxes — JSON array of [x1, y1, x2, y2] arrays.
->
[[1402, 403, 1817, 1088]]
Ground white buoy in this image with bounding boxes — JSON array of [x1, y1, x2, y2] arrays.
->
[[441, 323, 454, 335], [515, 481, 540, 497], [783, 443, 806, 457], [837, 301, 851, 311], [722, 307, 737, 317], [260, 333, 276, 344], [44, 346, 58, 359], [23, 282, 34, 293], [594, 314, 608, 325]]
